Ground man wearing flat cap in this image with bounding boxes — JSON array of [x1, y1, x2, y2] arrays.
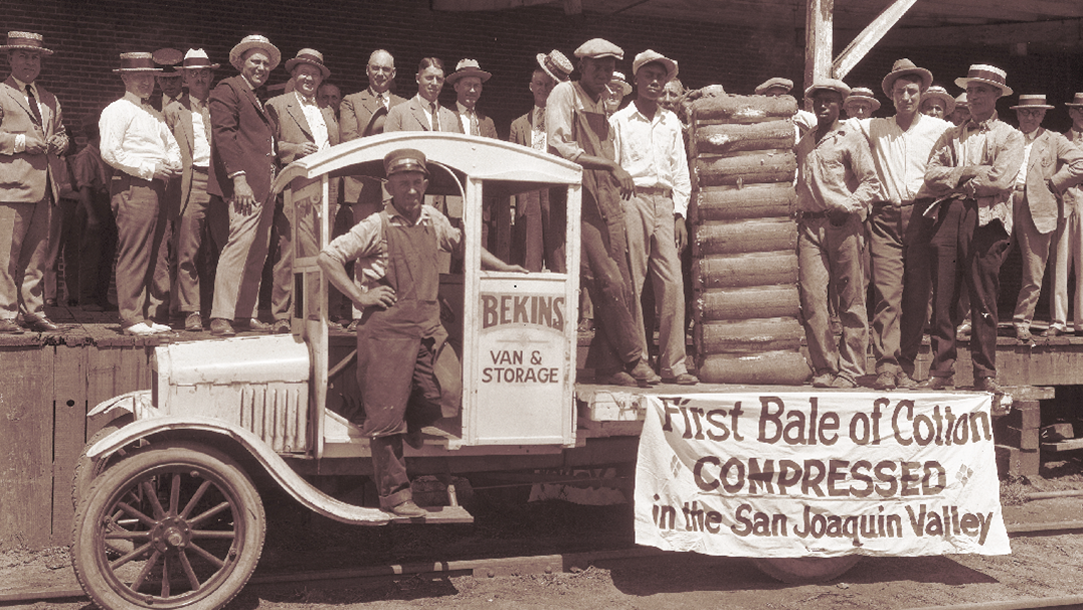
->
[[610, 49, 697, 385], [163, 49, 227, 332], [0, 31, 68, 333], [509, 49, 573, 272], [266, 48, 340, 334], [756, 76, 817, 136], [100, 52, 182, 336], [920, 64, 1025, 392], [207, 34, 280, 337], [1053, 93, 1083, 338], [546, 37, 659, 387], [852, 58, 952, 390], [795, 78, 880, 389], [318, 148, 524, 518], [1009, 94, 1083, 341]]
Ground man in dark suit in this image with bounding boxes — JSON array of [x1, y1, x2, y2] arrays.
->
[[384, 57, 463, 134], [266, 48, 340, 334], [448, 59, 497, 138], [0, 31, 68, 333], [339, 49, 406, 219], [164, 49, 228, 332], [509, 50, 572, 271], [207, 34, 280, 337]]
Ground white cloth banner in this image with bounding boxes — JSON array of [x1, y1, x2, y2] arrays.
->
[[634, 392, 1010, 557]]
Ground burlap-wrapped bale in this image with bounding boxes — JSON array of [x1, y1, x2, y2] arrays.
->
[[693, 218, 796, 257], [696, 286, 800, 321]]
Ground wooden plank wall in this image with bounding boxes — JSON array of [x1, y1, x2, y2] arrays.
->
[[0, 342, 153, 551]]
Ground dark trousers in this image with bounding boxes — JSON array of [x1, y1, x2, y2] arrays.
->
[[898, 200, 933, 376], [111, 176, 170, 328], [921, 198, 1011, 381], [368, 337, 442, 508], [868, 202, 920, 375], [78, 189, 117, 307], [580, 202, 643, 373]]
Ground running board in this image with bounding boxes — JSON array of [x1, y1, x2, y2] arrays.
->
[[388, 505, 474, 524]]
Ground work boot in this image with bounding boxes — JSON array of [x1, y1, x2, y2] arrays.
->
[[389, 499, 427, 518], [627, 360, 661, 386]]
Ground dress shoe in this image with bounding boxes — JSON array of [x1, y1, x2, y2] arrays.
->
[[1041, 326, 1065, 338], [1015, 327, 1033, 342], [404, 430, 425, 450], [873, 372, 896, 390], [920, 376, 954, 390], [832, 376, 857, 389], [235, 318, 272, 333], [957, 320, 972, 335], [597, 370, 638, 387], [811, 372, 835, 388], [184, 312, 203, 332], [0, 319, 24, 334], [123, 322, 162, 336], [975, 376, 1003, 394], [895, 372, 918, 389], [21, 315, 60, 332], [272, 319, 291, 334], [388, 499, 427, 518], [627, 360, 661, 386], [662, 372, 699, 386], [210, 318, 236, 337]]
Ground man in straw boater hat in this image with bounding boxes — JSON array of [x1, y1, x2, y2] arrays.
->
[[610, 49, 697, 385], [843, 86, 880, 120], [509, 49, 573, 272], [162, 48, 226, 332], [794, 78, 880, 389], [851, 58, 953, 390], [546, 37, 659, 387], [949, 92, 970, 126], [99, 51, 182, 336], [266, 48, 339, 335], [920, 85, 955, 120], [318, 148, 525, 517], [1053, 93, 1083, 337], [919, 64, 1025, 392], [207, 34, 280, 337], [0, 31, 68, 334], [1009, 94, 1083, 341]]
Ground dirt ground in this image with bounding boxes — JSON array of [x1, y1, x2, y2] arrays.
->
[[5, 457, 1083, 610]]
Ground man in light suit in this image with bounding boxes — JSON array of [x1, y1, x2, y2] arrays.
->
[[163, 49, 228, 332], [266, 48, 339, 334], [509, 50, 572, 272], [384, 57, 463, 134], [0, 31, 68, 333], [207, 34, 280, 337], [1009, 94, 1083, 340]]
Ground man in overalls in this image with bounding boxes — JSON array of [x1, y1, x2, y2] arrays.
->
[[318, 148, 525, 517], [546, 38, 659, 387]]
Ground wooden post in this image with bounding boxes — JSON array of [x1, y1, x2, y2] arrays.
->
[[833, 0, 919, 80], [804, 0, 833, 95]]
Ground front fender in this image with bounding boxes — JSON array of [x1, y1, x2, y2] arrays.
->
[[89, 416, 391, 526], [87, 390, 156, 422]]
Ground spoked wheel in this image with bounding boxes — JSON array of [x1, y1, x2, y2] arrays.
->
[[751, 556, 863, 584], [72, 441, 265, 610]]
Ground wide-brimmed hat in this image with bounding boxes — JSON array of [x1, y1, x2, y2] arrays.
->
[[446, 58, 491, 85], [805, 78, 851, 100], [881, 58, 932, 97], [632, 49, 678, 82], [285, 48, 330, 79], [229, 34, 281, 72], [1011, 94, 1054, 110], [175, 48, 220, 71], [922, 85, 955, 115], [574, 38, 623, 60], [843, 87, 881, 113], [536, 50, 573, 83], [0, 31, 53, 55], [113, 52, 163, 73], [1066, 93, 1083, 108], [755, 77, 793, 95], [384, 148, 429, 176], [609, 71, 632, 97], [955, 64, 1012, 97], [955, 92, 968, 108]]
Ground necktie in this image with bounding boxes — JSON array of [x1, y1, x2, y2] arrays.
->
[[381, 93, 389, 110], [469, 111, 480, 136], [430, 102, 440, 131], [25, 85, 42, 125]]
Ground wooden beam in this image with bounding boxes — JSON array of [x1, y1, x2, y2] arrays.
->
[[804, 0, 833, 95], [832, 0, 917, 80], [873, 17, 1083, 48]]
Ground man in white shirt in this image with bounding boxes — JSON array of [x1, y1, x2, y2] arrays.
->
[[267, 48, 339, 334], [99, 52, 182, 335], [854, 59, 953, 389], [164, 49, 227, 332], [610, 50, 697, 385]]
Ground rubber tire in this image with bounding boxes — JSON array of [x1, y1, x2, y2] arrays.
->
[[72, 441, 265, 610], [71, 414, 134, 511], [751, 556, 863, 584]]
